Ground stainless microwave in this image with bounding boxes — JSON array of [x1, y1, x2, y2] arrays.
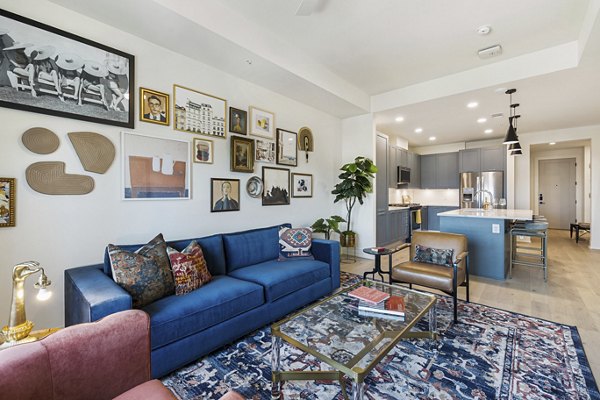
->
[[398, 167, 410, 185]]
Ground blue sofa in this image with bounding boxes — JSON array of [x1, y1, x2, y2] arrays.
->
[[64, 224, 340, 378]]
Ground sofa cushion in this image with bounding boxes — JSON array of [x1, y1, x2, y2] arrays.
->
[[228, 259, 330, 302], [223, 224, 289, 272], [108, 234, 175, 308], [278, 227, 314, 261], [142, 275, 264, 349], [167, 241, 212, 296]]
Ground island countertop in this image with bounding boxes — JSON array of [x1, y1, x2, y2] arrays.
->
[[438, 208, 533, 220]]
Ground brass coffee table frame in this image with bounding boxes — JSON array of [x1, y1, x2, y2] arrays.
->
[[271, 281, 437, 400]]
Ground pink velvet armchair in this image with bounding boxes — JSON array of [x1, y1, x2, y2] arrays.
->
[[0, 310, 244, 400]]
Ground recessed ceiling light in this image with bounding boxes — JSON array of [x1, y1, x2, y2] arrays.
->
[[395, 116, 404, 122], [415, 128, 423, 133], [467, 102, 478, 109], [477, 25, 492, 35], [429, 136, 436, 141], [549, 142, 556, 145], [484, 129, 493, 134], [477, 117, 487, 123]]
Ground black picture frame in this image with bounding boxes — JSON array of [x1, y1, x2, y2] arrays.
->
[[291, 173, 313, 198], [229, 107, 247, 135], [262, 166, 290, 206], [210, 178, 240, 212], [0, 9, 135, 128], [276, 128, 298, 167]]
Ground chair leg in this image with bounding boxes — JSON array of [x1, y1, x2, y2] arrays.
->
[[408, 283, 412, 290], [465, 256, 470, 303], [453, 264, 459, 323], [453, 291, 458, 323]]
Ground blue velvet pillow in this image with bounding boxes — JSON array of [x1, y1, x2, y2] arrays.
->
[[413, 244, 454, 267], [278, 227, 314, 261]]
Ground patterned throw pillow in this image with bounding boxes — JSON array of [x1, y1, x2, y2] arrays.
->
[[108, 233, 175, 308], [278, 227, 314, 261], [413, 244, 454, 267], [167, 241, 212, 296]]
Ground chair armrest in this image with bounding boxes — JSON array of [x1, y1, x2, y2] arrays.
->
[[395, 243, 411, 251], [64, 265, 132, 326], [454, 251, 469, 266], [312, 239, 341, 291]]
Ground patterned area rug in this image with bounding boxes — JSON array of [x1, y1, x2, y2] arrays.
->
[[162, 273, 599, 399]]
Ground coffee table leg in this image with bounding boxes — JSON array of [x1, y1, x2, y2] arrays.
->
[[352, 380, 365, 400], [428, 303, 437, 335], [271, 335, 282, 399]]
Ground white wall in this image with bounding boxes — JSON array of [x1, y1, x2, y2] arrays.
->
[[0, 0, 342, 328], [584, 145, 592, 222]]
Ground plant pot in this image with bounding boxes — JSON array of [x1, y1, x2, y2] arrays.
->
[[340, 232, 356, 247]]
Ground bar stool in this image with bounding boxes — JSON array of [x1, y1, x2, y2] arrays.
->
[[509, 215, 549, 281]]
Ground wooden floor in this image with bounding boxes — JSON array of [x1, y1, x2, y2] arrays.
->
[[341, 229, 600, 378]]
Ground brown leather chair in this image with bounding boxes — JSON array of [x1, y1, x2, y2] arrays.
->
[[391, 231, 469, 323]]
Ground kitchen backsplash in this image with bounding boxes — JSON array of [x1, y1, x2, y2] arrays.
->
[[389, 188, 460, 206]]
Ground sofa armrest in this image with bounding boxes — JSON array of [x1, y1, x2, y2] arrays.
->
[[64, 265, 132, 326], [312, 239, 341, 290]]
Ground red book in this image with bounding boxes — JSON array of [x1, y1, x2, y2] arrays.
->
[[348, 286, 390, 304], [358, 295, 405, 317]]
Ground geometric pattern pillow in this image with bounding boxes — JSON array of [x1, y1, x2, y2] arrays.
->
[[107, 233, 175, 308], [278, 227, 314, 261], [167, 241, 212, 296], [413, 244, 454, 267]]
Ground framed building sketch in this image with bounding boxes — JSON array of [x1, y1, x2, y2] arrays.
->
[[140, 87, 169, 125], [0, 9, 134, 128], [173, 84, 227, 138], [262, 166, 290, 206], [276, 128, 298, 166], [229, 107, 247, 135], [230, 136, 254, 173], [193, 137, 213, 164], [121, 131, 191, 200], [249, 106, 275, 139], [211, 178, 240, 212], [255, 139, 275, 164], [291, 173, 313, 198], [0, 178, 16, 227]]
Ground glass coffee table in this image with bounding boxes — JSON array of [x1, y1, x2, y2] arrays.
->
[[271, 280, 437, 400]]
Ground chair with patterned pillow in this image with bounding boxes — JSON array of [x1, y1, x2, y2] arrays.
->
[[390, 231, 469, 323]]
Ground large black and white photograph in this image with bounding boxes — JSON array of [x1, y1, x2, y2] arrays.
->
[[262, 166, 290, 206], [0, 10, 135, 128]]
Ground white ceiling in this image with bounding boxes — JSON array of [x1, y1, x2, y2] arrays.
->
[[49, 0, 600, 147]]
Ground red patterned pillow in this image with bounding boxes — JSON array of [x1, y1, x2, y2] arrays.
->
[[167, 241, 212, 296]]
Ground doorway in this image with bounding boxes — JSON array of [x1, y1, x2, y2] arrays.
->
[[538, 158, 576, 229]]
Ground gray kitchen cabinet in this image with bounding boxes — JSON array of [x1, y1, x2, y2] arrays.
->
[[481, 146, 505, 171], [408, 152, 421, 188], [376, 134, 389, 212], [399, 209, 410, 242], [420, 206, 429, 230], [400, 149, 408, 168], [436, 152, 459, 189], [459, 148, 481, 173], [376, 211, 389, 246], [420, 154, 437, 189]]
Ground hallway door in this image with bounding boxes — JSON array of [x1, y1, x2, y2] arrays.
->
[[538, 158, 576, 229]]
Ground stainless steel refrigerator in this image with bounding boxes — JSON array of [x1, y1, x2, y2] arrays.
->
[[460, 171, 504, 208]]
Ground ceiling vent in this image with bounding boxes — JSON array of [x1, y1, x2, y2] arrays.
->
[[478, 45, 502, 59], [491, 112, 504, 119]]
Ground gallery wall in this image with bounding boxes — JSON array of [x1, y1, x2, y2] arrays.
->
[[0, 0, 344, 328]]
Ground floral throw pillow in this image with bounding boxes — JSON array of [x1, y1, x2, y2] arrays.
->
[[108, 233, 175, 308], [167, 241, 212, 296], [413, 244, 454, 267], [278, 227, 314, 261]]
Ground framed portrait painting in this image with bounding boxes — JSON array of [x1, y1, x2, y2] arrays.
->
[[230, 136, 254, 173], [121, 131, 191, 200], [255, 139, 275, 164], [291, 173, 313, 198], [249, 106, 275, 139], [0, 178, 16, 227], [276, 128, 298, 167], [229, 107, 247, 135], [174, 84, 227, 139], [193, 138, 213, 164], [140, 88, 169, 125], [262, 166, 290, 206], [0, 9, 134, 128], [211, 178, 240, 212]]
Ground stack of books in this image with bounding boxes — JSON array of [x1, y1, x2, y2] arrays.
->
[[348, 286, 406, 321]]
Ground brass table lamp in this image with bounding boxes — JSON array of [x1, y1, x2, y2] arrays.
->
[[2, 261, 52, 343]]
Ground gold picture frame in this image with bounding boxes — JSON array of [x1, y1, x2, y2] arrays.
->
[[0, 177, 16, 228], [173, 84, 227, 139], [249, 106, 275, 139], [193, 138, 214, 164], [230, 136, 254, 173], [139, 87, 170, 126]]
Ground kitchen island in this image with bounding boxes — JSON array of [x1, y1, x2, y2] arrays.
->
[[438, 208, 533, 280]]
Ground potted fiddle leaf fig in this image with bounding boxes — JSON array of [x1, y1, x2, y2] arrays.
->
[[311, 215, 346, 240], [331, 156, 377, 247]]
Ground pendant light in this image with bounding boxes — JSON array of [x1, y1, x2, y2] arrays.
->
[[510, 114, 522, 155], [503, 89, 519, 145]]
